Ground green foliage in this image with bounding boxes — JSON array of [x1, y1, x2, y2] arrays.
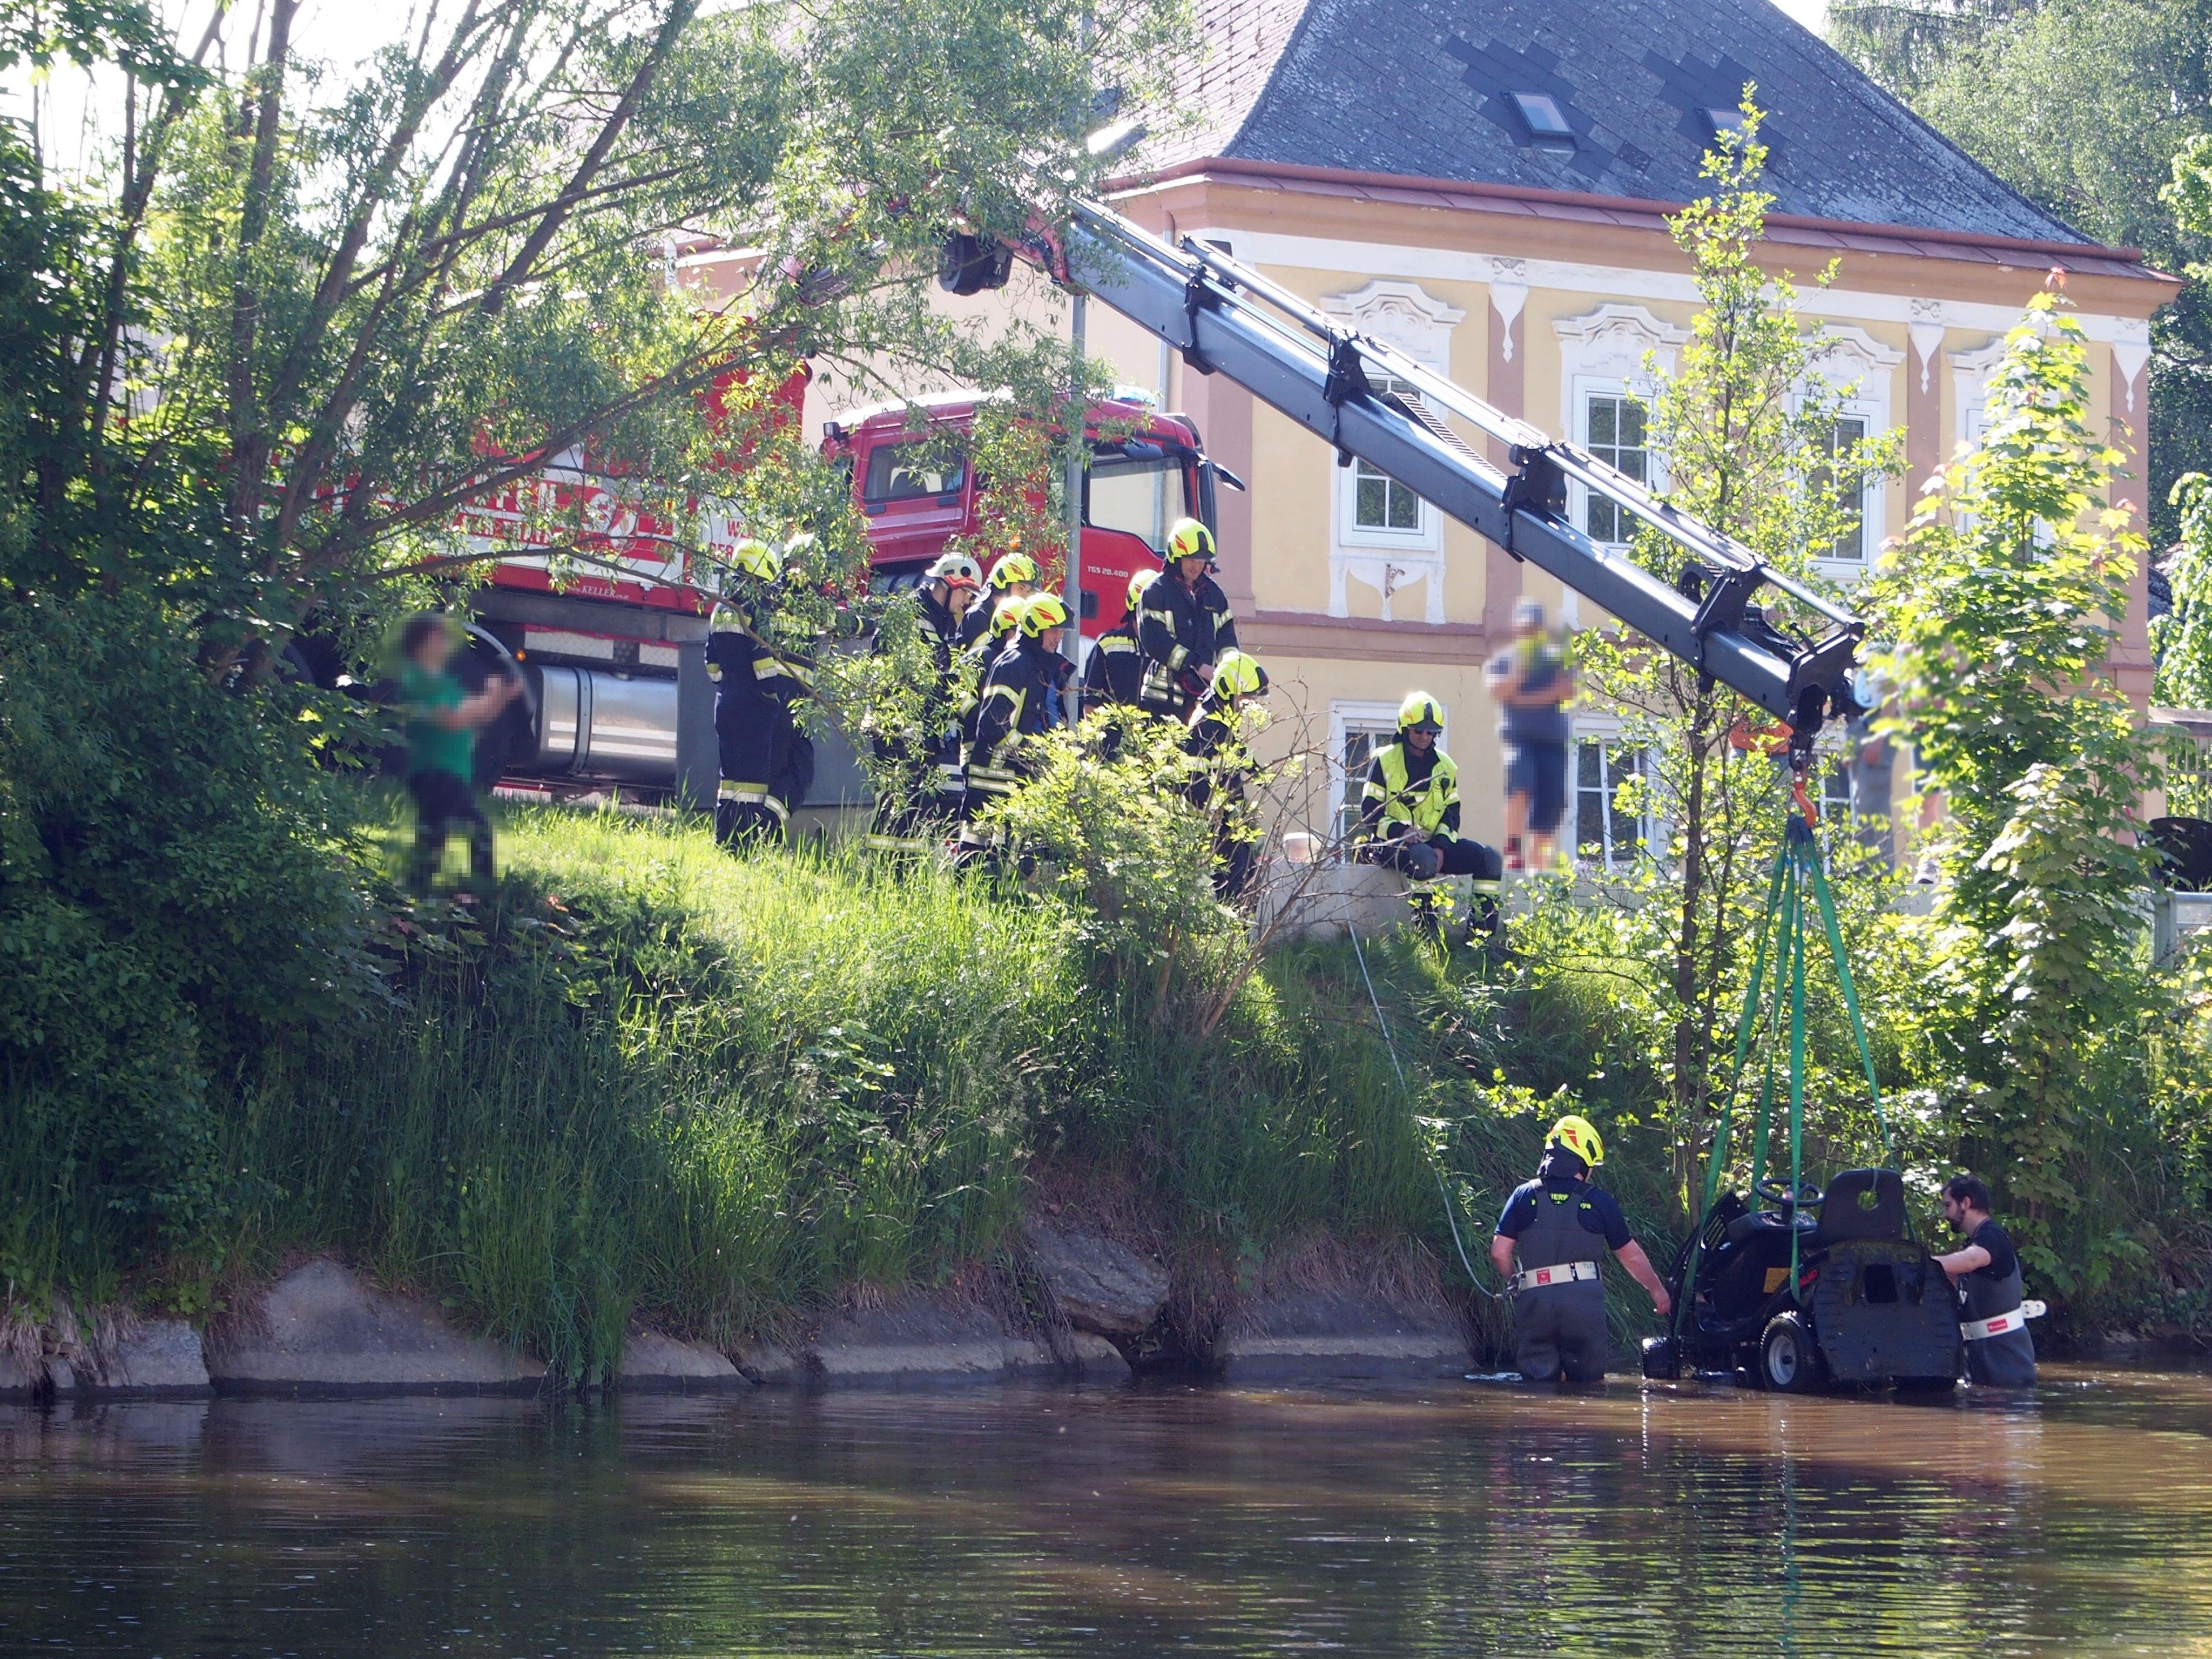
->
[[0, 594, 368, 1292], [981, 713, 1234, 1007], [1566, 100, 1904, 1203], [1869, 291, 2176, 1304], [1831, 0, 2212, 545]]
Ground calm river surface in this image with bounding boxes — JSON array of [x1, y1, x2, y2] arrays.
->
[[4, 1365, 2210, 1657]]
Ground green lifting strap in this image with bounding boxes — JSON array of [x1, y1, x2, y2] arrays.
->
[[1690, 809, 1893, 1308]]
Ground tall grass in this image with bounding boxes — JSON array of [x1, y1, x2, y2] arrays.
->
[[184, 802, 1583, 1379]]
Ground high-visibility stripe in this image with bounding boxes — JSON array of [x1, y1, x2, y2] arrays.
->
[[718, 780, 769, 801], [1511, 1260, 1601, 1292], [1962, 1300, 2046, 1340]]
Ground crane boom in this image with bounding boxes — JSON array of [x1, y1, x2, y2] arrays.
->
[[1028, 199, 1865, 746]]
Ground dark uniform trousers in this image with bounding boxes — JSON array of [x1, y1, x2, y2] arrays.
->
[[1512, 1186, 1611, 1384], [709, 608, 810, 848], [1137, 573, 1237, 719], [867, 597, 966, 854], [1184, 700, 1258, 898], [959, 638, 1067, 854], [1082, 618, 1148, 757]]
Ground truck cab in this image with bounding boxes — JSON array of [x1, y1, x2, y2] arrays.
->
[[821, 388, 1224, 642]]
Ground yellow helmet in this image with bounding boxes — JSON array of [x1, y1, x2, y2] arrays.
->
[[1127, 567, 1160, 611], [1397, 692, 1445, 734], [1546, 1115, 1605, 1169], [1021, 592, 1070, 638], [1166, 517, 1216, 566], [733, 538, 781, 582], [1211, 649, 1267, 699], [988, 550, 1039, 590], [985, 592, 1024, 636]]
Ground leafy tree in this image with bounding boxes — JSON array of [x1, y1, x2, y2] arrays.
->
[[1868, 289, 2167, 1300], [6, 0, 1192, 662], [1830, 0, 2212, 546], [1552, 102, 1901, 1201]]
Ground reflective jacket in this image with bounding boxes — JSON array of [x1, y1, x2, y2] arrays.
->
[[967, 637, 1068, 800], [707, 598, 811, 707], [1083, 615, 1146, 707], [1359, 741, 1461, 841], [1137, 571, 1237, 713]]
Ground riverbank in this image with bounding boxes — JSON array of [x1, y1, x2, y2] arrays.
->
[[5, 798, 2204, 1394]]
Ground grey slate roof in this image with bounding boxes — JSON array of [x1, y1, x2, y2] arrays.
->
[[1144, 0, 2093, 246]]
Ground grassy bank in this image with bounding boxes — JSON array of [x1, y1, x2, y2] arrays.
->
[[154, 799, 1630, 1380]]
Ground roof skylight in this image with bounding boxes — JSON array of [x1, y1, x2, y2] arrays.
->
[[1704, 106, 1747, 137], [1510, 92, 1575, 140]]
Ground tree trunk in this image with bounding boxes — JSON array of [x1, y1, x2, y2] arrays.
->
[[1670, 678, 1716, 1201]]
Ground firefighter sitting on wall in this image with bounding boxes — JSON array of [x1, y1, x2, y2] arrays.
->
[[958, 592, 1074, 854], [1138, 518, 1237, 721], [957, 548, 1039, 651], [707, 536, 812, 848], [865, 551, 981, 854], [1355, 692, 1505, 934], [1183, 648, 1269, 899]]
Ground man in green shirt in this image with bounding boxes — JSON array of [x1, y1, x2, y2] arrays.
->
[[399, 613, 520, 892]]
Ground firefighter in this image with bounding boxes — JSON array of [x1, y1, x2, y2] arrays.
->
[[958, 548, 1040, 650], [865, 551, 982, 854], [707, 537, 811, 848], [1934, 1174, 2039, 1388], [1138, 517, 1238, 720], [1083, 566, 1157, 755], [1491, 1117, 1673, 1385], [958, 592, 1073, 852], [1184, 648, 1269, 898], [1354, 692, 1505, 936]]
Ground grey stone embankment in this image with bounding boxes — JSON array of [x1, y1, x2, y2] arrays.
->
[[3, 1225, 1478, 1402]]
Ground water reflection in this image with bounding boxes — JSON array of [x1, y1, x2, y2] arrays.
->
[[2, 1365, 2207, 1657]]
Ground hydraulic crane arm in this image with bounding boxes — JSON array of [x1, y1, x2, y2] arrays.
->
[[972, 200, 1865, 747]]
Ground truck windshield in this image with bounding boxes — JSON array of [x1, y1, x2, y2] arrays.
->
[[862, 441, 966, 503], [1086, 449, 1190, 552]]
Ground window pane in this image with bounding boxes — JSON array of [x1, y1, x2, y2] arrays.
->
[[1589, 397, 1616, 449], [862, 442, 966, 503], [1355, 471, 1388, 527], [1387, 480, 1419, 529], [1086, 453, 1190, 551]]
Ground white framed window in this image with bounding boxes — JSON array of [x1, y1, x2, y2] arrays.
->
[[1323, 282, 1462, 623], [1569, 717, 1654, 875], [1554, 305, 1686, 558], [1580, 386, 1651, 545], [1820, 758, 1855, 823], [1801, 327, 1900, 575], [1330, 699, 1431, 847]]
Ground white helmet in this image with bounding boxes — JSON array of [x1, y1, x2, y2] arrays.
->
[[927, 552, 983, 589]]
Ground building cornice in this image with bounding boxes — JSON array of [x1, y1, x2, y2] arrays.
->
[[1111, 155, 2175, 288]]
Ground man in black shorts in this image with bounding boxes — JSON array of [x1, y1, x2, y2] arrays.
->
[[1486, 598, 1574, 873], [1935, 1174, 2039, 1388], [1491, 1116, 1671, 1384]]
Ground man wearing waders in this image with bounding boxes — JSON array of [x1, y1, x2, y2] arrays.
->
[[1491, 1117, 1671, 1384], [1935, 1174, 2039, 1388]]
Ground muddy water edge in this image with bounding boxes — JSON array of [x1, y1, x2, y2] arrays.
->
[[3, 1363, 2210, 1657]]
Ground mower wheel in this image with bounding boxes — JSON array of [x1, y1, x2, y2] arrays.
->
[[1640, 1336, 1680, 1380], [1759, 1312, 1821, 1393]]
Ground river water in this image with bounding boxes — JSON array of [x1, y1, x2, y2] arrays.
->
[[3, 1365, 2208, 1657]]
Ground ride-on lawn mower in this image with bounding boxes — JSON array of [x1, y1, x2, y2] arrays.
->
[[1640, 1168, 1961, 1391], [1641, 811, 1964, 1393]]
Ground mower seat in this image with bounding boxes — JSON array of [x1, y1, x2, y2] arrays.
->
[[1808, 1168, 1907, 1249]]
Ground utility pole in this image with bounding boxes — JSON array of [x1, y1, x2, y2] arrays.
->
[[1063, 290, 1087, 729]]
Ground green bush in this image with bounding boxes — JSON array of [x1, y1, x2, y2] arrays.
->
[[0, 596, 366, 1297]]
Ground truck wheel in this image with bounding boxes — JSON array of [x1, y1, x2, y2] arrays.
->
[[1759, 1312, 1820, 1393], [1640, 1336, 1680, 1380]]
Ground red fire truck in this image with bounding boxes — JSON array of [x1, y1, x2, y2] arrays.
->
[[475, 383, 1237, 807]]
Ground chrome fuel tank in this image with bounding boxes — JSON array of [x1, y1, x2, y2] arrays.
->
[[526, 665, 678, 784]]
